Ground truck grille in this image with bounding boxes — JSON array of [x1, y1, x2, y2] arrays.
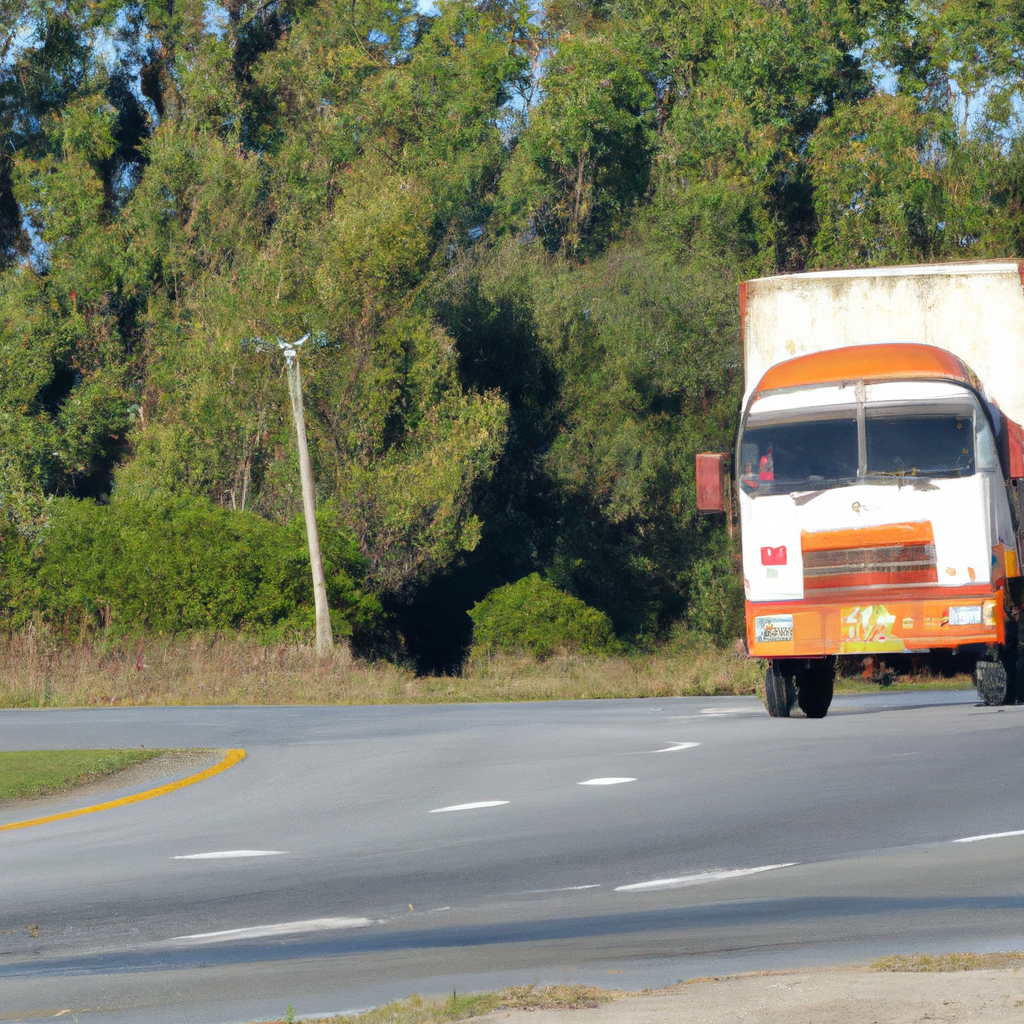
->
[[802, 523, 938, 591]]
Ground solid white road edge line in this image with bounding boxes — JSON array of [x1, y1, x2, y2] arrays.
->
[[172, 917, 377, 943], [653, 742, 700, 753], [615, 863, 797, 892], [172, 850, 288, 859], [429, 800, 510, 813], [953, 829, 1024, 843], [578, 778, 636, 786]]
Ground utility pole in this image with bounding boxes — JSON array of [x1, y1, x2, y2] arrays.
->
[[279, 334, 333, 655]]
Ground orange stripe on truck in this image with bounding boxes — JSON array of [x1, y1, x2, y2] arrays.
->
[[801, 521, 934, 552]]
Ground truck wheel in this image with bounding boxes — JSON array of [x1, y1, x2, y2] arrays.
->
[[1007, 618, 1024, 705], [764, 662, 795, 718], [975, 658, 1009, 706], [797, 658, 835, 719]]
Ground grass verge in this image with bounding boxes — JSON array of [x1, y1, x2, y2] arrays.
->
[[0, 631, 973, 709], [873, 952, 1024, 972], [260, 985, 617, 1024], [0, 633, 763, 707], [0, 748, 164, 803]]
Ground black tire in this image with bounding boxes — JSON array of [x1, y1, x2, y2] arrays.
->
[[764, 662, 794, 718], [975, 658, 1009, 706], [797, 658, 835, 719], [1007, 617, 1024, 705]]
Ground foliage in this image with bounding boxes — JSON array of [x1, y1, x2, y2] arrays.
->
[[809, 95, 952, 266], [468, 573, 621, 659], [19, 493, 379, 642], [535, 244, 742, 638], [5, 0, 1024, 670]]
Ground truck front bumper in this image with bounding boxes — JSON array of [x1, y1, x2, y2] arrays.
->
[[746, 586, 1004, 658]]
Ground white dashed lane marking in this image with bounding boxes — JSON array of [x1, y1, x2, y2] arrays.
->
[[953, 829, 1024, 843], [172, 917, 376, 943], [172, 850, 287, 860], [615, 863, 797, 892], [508, 884, 601, 895], [652, 741, 700, 753], [578, 778, 636, 786], [429, 801, 510, 813]]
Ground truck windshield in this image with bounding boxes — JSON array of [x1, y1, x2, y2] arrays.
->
[[740, 415, 858, 493], [865, 411, 974, 477], [740, 395, 979, 495]]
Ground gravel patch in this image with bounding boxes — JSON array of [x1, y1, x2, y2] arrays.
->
[[459, 966, 1024, 1024]]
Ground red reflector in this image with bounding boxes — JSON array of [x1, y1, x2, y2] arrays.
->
[[761, 546, 787, 566]]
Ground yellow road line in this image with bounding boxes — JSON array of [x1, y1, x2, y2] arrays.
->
[[0, 748, 246, 833]]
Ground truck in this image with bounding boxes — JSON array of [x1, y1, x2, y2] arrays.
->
[[697, 261, 1024, 718]]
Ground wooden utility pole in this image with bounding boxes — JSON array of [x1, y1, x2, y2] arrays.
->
[[280, 335, 333, 655]]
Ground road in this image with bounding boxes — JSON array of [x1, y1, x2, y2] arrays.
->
[[2, 690, 1024, 1023]]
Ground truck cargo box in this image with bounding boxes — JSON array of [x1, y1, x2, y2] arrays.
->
[[742, 261, 1024, 422]]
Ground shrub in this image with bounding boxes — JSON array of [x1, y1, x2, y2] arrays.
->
[[468, 573, 622, 659], [10, 493, 380, 642], [685, 553, 744, 646]]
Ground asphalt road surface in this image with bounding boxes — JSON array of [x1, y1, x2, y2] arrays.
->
[[3, 690, 1024, 1023]]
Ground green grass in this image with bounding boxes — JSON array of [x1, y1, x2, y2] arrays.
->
[[258, 985, 617, 1024], [873, 952, 1024, 972], [0, 748, 164, 803]]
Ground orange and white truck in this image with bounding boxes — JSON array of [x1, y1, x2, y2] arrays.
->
[[697, 261, 1024, 717]]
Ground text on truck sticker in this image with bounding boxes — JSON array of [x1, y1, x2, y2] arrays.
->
[[755, 615, 793, 644]]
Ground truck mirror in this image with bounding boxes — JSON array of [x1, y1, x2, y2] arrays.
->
[[696, 452, 730, 513]]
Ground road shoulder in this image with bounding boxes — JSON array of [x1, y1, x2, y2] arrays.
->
[[464, 966, 1024, 1024]]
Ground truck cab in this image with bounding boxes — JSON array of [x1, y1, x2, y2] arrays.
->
[[736, 343, 1022, 715]]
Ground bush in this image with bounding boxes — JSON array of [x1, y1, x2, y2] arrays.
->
[[468, 574, 622, 659], [685, 553, 745, 646], [8, 493, 380, 642]]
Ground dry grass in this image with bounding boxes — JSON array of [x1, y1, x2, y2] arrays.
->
[[460, 647, 762, 701], [834, 673, 974, 693], [0, 628, 971, 709], [260, 984, 618, 1024], [873, 952, 1024, 972], [0, 630, 761, 708]]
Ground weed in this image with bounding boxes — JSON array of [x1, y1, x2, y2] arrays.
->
[[256, 984, 618, 1024], [873, 952, 1024, 972]]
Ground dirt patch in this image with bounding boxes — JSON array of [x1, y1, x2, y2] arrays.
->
[[456, 967, 1024, 1024], [256, 967, 1024, 1024]]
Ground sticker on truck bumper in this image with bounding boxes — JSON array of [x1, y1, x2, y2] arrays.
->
[[948, 604, 983, 626], [754, 615, 793, 644], [840, 605, 904, 653]]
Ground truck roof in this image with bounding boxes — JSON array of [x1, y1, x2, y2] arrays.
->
[[755, 343, 977, 394], [746, 258, 1023, 283]]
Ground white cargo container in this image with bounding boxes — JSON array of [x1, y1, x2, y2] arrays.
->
[[697, 261, 1024, 718], [741, 261, 1024, 422]]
